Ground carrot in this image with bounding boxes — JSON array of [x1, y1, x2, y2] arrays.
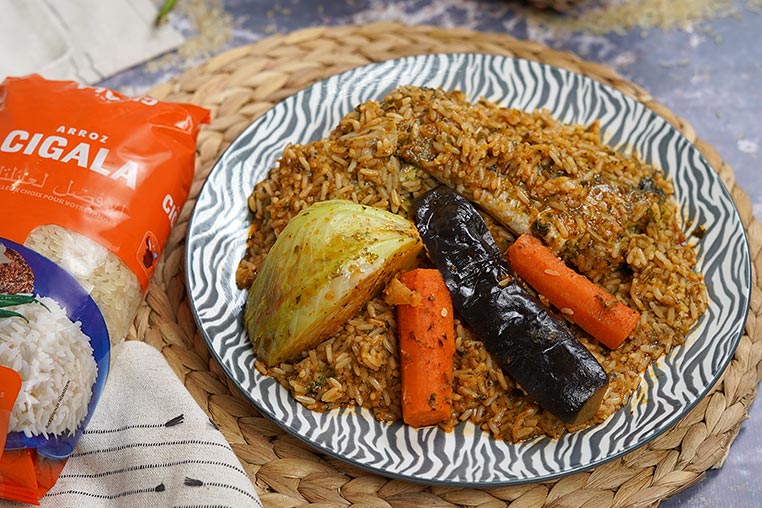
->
[[395, 268, 455, 428], [506, 234, 641, 349]]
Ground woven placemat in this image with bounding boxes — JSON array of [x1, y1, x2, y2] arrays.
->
[[135, 23, 762, 508]]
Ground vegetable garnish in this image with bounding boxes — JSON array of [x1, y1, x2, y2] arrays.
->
[[395, 269, 455, 428], [245, 200, 422, 365], [506, 234, 641, 350], [154, 0, 178, 26], [414, 187, 608, 425], [0, 294, 48, 323], [0, 294, 39, 308]]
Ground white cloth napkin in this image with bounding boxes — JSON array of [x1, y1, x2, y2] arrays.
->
[[0, 0, 183, 84], [18, 340, 262, 508]]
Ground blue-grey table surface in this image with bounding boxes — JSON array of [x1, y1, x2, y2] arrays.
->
[[102, 1, 762, 506]]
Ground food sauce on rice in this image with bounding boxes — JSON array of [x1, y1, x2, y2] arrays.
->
[[237, 85, 707, 442]]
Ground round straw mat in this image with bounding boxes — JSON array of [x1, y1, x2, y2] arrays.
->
[[137, 23, 762, 508]]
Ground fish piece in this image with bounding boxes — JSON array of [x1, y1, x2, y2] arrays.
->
[[389, 85, 670, 280]]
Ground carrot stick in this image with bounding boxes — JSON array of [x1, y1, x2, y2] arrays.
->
[[506, 234, 641, 349], [396, 268, 455, 428]]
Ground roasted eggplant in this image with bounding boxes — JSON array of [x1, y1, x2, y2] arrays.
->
[[413, 187, 608, 424]]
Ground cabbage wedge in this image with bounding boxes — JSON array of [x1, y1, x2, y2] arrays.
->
[[245, 200, 422, 365]]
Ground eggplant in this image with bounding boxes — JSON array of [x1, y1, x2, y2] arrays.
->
[[413, 187, 608, 424]]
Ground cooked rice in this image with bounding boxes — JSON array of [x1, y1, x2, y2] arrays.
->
[[0, 296, 98, 438], [239, 85, 708, 442], [25, 225, 143, 347]]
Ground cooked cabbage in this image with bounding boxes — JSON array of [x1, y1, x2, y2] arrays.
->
[[245, 200, 422, 365]]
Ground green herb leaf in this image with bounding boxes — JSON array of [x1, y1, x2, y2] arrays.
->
[[0, 309, 29, 323], [0, 294, 38, 308]]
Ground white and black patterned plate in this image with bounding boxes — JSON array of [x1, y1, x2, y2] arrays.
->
[[186, 54, 751, 486]]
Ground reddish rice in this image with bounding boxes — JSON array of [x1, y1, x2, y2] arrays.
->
[[237, 85, 707, 442]]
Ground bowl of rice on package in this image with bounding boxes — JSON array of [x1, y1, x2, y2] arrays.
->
[[0, 74, 209, 504]]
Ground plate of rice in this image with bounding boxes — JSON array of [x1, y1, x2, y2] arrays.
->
[[186, 53, 751, 485]]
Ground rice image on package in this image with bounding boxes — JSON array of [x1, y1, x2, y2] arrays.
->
[[0, 295, 98, 438]]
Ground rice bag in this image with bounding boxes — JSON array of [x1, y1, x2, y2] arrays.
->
[[0, 74, 209, 504]]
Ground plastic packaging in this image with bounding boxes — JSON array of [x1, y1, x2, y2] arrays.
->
[[0, 74, 209, 503]]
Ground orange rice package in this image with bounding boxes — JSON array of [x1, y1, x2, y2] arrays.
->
[[0, 75, 209, 504]]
